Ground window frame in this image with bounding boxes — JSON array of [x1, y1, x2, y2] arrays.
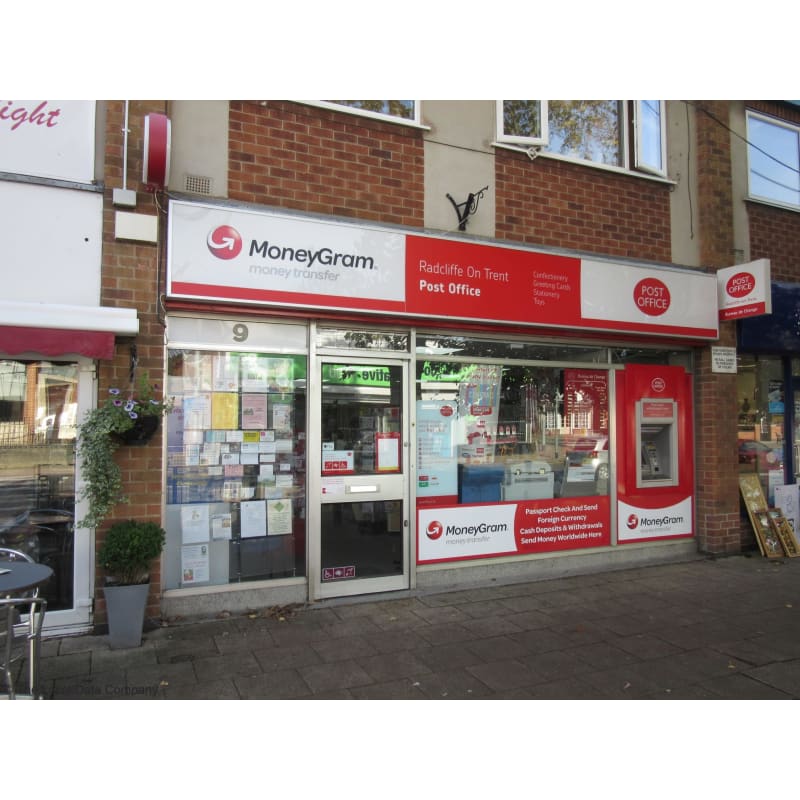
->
[[496, 100, 667, 178], [745, 109, 800, 211]]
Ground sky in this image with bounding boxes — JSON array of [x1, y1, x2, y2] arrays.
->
[[7, 3, 797, 100]]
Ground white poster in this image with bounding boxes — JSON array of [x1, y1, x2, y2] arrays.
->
[[773, 484, 799, 538], [180, 504, 209, 544], [181, 544, 210, 585], [267, 499, 293, 535], [241, 499, 267, 538]]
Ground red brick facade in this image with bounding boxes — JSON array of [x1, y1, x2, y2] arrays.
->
[[97, 100, 169, 623], [228, 101, 425, 226], [495, 148, 672, 262]]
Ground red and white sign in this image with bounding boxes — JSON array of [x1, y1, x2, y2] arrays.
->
[[617, 496, 693, 542], [322, 450, 354, 475], [167, 200, 720, 341], [717, 259, 771, 321], [0, 100, 96, 183], [417, 497, 610, 564]]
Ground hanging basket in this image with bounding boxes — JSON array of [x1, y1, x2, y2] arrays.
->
[[114, 415, 160, 446]]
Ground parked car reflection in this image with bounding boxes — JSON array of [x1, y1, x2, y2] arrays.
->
[[738, 439, 783, 470]]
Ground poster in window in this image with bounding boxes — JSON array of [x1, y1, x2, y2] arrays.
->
[[267, 358, 295, 391], [241, 354, 270, 392], [211, 392, 239, 429], [241, 499, 267, 538], [183, 394, 212, 429], [181, 544, 210, 585], [375, 432, 401, 472], [213, 353, 240, 392], [241, 394, 268, 429], [267, 498, 293, 535]]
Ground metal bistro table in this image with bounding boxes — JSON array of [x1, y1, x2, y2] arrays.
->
[[1, 561, 53, 699]]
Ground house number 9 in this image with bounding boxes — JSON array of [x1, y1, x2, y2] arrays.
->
[[232, 323, 249, 343]]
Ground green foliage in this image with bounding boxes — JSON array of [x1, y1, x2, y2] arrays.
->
[[97, 519, 166, 586], [77, 375, 172, 529]]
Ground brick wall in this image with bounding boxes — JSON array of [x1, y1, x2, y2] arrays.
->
[[748, 203, 800, 281], [690, 102, 743, 553], [96, 100, 168, 625], [495, 149, 672, 262], [228, 101, 424, 227]]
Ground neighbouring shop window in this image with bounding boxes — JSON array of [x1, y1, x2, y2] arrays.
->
[[498, 100, 666, 177], [0, 360, 77, 611], [163, 349, 306, 589], [746, 110, 800, 209], [737, 354, 785, 505]]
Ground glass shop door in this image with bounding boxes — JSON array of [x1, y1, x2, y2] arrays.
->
[[311, 358, 410, 600]]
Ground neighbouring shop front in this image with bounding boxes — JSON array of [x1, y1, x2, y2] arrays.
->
[[160, 198, 719, 616], [736, 281, 800, 535], [0, 100, 140, 635]]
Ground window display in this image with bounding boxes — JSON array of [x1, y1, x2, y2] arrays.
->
[[737, 354, 785, 506], [416, 361, 610, 507], [163, 350, 306, 589]]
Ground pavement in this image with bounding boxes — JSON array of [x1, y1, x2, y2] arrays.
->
[[37, 553, 800, 700]]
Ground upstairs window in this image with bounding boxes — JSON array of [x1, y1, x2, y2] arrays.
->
[[316, 100, 418, 124], [746, 110, 800, 210], [497, 100, 666, 177]]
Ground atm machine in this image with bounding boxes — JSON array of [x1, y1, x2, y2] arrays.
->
[[615, 364, 694, 543]]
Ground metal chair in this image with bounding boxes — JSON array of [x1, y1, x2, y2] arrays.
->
[[0, 547, 35, 564], [1, 547, 47, 699], [1, 595, 47, 699]]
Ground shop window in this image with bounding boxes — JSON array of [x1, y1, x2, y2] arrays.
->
[[416, 361, 610, 507], [737, 354, 785, 505], [746, 110, 800, 209], [497, 100, 666, 177], [417, 334, 609, 363], [0, 360, 77, 611], [163, 350, 307, 589]]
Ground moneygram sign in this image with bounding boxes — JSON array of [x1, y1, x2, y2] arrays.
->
[[617, 496, 692, 542], [167, 199, 719, 340]]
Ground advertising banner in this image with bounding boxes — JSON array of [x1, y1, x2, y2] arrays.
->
[[167, 200, 720, 341], [417, 496, 610, 564], [416, 400, 459, 505]]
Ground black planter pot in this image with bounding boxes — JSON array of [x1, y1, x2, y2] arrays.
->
[[115, 415, 160, 446]]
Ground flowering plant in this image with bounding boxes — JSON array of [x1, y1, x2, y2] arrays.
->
[[77, 375, 173, 529]]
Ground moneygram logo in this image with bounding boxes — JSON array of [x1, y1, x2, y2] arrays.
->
[[426, 520, 444, 540], [207, 225, 242, 260], [626, 514, 639, 530]]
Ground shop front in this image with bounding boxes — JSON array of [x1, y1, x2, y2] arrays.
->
[[161, 198, 719, 615]]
